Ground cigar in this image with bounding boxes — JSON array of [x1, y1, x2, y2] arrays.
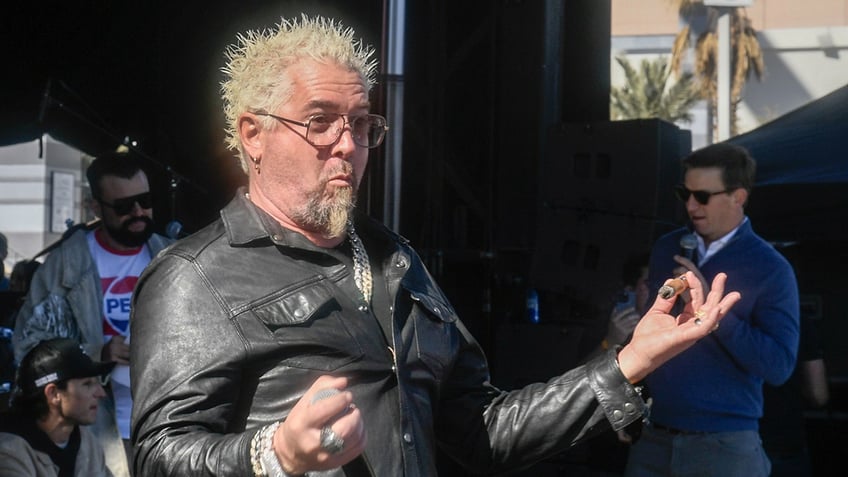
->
[[657, 275, 688, 299]]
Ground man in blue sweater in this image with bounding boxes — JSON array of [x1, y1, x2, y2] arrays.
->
[[625, 143, 800, 477]]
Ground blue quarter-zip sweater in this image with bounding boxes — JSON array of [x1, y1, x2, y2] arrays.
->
[[645, 218, 800, 432]]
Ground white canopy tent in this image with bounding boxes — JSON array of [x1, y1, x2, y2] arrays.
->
[[0, 133, 88, 266]]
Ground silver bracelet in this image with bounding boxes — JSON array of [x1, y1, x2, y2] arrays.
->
[[259, 421, 301, 477], [249, 426, 266, 477]]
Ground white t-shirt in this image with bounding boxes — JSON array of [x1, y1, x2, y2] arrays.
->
[[88, 230, 151, 439]]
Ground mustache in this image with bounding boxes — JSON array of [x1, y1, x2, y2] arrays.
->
[[123, 216, 154, 228], [322, 163, 354, 183]]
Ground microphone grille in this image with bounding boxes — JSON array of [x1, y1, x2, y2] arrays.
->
[[679, 233, 698, 251], [311, 388, 341, 404], [165, 220, 183, 239]]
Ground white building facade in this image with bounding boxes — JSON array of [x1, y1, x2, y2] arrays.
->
[[611, 0, 848, 149], [0, 134, 88, 268]]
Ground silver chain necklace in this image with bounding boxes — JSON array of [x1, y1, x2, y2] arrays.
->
[[347, 221, 372, 303]]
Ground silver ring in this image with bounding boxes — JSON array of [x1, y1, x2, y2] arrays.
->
[[320, 426, 345, 454], [694, 318, 703, 326]]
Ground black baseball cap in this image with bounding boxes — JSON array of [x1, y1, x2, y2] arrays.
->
[[17, 338, 115, 396]]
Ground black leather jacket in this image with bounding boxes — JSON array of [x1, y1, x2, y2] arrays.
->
[[130, 192, 646, 476]]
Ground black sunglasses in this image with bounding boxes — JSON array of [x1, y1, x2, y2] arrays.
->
[[673, 184, 729, 206], [98, 192, 153, 215]]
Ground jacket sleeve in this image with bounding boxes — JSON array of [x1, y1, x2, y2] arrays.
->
[[130, 254, 256, 477], [78, 427, 115, 477], [0, 433, 52, 475], [712, 256, 800, 385], [435, 318, 646, 474], [12, 252, 81, 364]]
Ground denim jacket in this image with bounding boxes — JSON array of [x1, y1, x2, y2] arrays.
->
[[13, 226, 172, 477]]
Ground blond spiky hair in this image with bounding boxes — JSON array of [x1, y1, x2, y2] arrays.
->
[[220, 14, 378, 171]]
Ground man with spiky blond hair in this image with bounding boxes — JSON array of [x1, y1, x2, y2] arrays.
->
[[131, 15, 741, 477]]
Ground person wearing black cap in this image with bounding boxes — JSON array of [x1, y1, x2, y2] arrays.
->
[[0, 338, 114, 476], [13, 150, 173, 477]]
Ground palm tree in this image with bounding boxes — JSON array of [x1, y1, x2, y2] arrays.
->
[[668, 0, 765, 137], [610, 56, 700, 124]]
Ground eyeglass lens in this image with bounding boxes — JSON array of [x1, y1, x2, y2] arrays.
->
[[673, 185, 715, 205], [104, 192, 152, 215], [307, 114, 387, 148]]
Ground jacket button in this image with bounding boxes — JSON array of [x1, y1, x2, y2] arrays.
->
[[358, 304, 369, 313], [403, 433, 413, 444], [624, 402, 636, 414], [272, 234, 281, 241], [612, 410, 623, 421], [293, 308, 305, 318], [395, 258, 407, 268]]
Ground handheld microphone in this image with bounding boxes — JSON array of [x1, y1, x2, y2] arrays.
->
[[312, 388, 341, 404], [679, 233, 698, 261], [311, 388, 375, 475], [312, 388, 353, 422], [165, 220, 184, 239]]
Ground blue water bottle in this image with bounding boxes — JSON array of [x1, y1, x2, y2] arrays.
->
[[526, 288, 540, 324]]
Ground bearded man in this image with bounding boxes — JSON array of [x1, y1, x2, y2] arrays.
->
[[14, 150, 173, 477]]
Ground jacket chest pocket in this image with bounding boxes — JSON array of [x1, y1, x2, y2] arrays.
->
[[410, 292, 458, 379], [251, 285, 365, 372]]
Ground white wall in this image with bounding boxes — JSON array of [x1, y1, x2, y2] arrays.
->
[[0, 134, 85, 268], [739, 26, 848, 130]]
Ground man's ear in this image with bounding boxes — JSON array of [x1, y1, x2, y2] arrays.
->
[[733, 188, 749, 207], [238, 113, 264, 160], [44, 383, 60, 406]]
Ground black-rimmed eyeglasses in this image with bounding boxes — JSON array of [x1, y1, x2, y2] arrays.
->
[[98, 192, 152, 215], [673, 184, 729, 205], [255, 112, 389, 149]]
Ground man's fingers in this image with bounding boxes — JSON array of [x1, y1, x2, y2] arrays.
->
[[321, 405, 365, 448], [309, 375, 349, 392], [687, 270, 729, 313], [687, 273, 740, 331], [685, 271, 704, 309], [305, 376, 356, 429], [717, 291, 742, 316], [706, 272, 727, 301], [647, 290, 676, 315], [312, 391, 354, 426], [649, 270, 699, 314], [276, 375, 362, 472]]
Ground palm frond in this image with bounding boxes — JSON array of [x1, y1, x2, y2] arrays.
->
[[670, 25, 691, 76], [668, 3, 767, 139], [694, 31, 718, 99], [610, 56, 700, 123]]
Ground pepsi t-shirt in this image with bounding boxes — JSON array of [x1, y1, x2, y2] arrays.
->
[[87, 230, 151, 439]]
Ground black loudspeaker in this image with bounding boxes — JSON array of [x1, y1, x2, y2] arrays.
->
[[491, 322, 586, 389], [530, 119, 691, 305]]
